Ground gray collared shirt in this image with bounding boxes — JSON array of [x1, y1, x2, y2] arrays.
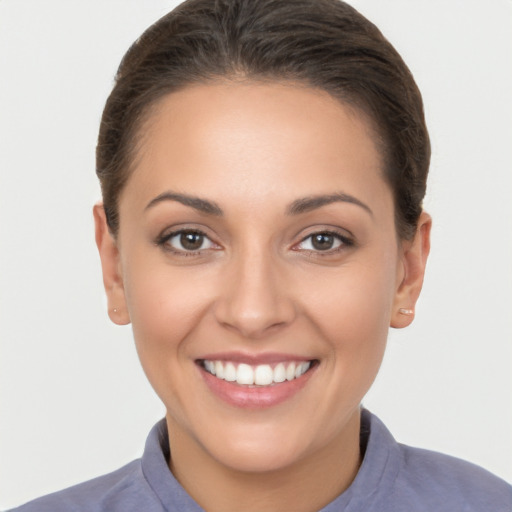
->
[[9, 409, 512, 511]]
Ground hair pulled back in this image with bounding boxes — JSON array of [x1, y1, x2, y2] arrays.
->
[[96, 0, 430, 239]]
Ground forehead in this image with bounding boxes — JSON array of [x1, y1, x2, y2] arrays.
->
[[122, 81, 390, 216]]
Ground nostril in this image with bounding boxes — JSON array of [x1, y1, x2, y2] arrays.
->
[[213, 291, 296, 339]]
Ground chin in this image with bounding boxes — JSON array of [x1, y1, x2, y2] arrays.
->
[[207, 433, 311, 474]]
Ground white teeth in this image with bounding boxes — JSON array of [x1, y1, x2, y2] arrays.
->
[[286, 362, 296, 381], [215, 361, 225, 379], [300, 361, 311, 375], [203, 359, 312, 386], [254, 364, 273, 386], [204, 360, 215, 375], [273, 363, 286, 383], [224, 362, 237, 382], [237, 363, 254, 385], [294, 361, 310, 378]]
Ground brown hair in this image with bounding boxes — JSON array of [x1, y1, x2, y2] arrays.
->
[[96, 0, 430, 239]]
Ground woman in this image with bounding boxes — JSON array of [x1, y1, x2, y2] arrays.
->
[[6, 0, 512, 510]]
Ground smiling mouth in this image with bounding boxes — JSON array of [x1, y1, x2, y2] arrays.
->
[[198, 359, 317, 387]]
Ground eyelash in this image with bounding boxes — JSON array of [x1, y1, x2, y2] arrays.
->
[[155, 229, 354, 256], [156, 229, 216, 256], [294, 230, 354, 255]]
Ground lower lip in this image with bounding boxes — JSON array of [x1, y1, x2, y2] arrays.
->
[[199, 363, 316, 409]]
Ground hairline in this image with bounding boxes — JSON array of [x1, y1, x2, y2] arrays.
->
[[112, 74, 398, 238]]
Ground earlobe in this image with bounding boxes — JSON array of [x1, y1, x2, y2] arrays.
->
[[391, 211, 431, 329], [93, 203, 131, 325]]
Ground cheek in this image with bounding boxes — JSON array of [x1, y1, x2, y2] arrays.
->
[[300, 254, 398, 364], [121, 256, 220, 419], [122, 251, 216, 362]]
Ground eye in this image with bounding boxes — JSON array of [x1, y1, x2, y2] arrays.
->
[[296, 231, 352, 252], [159, 229, 217, 253]]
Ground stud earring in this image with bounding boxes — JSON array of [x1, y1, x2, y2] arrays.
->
[[398, 308, 414, 316], [113, 308, 118, 313]]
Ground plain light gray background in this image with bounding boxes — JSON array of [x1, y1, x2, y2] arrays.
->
[[1, 0, 511, 508]]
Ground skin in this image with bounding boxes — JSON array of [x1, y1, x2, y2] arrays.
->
[[94, 81, 431, 512]]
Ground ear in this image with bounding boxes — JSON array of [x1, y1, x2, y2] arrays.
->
[[93, 203, 131, 325], [390, 211, 431, 328]]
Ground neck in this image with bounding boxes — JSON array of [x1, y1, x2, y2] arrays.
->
[[166, 411, 362, 512]]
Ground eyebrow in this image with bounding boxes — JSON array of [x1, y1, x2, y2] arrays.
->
[[145, 190, 372, 217], [286, 193, 373, 216], [145, 192, 223, 216]]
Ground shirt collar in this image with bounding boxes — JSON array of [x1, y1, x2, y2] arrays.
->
[[141, 408, 400, 512]]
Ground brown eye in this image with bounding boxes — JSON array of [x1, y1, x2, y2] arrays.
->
[[180, 232, 204, 250], [311, 233, 335, 250], [163, 230, 215, 253], [296, 231, 352, 253]]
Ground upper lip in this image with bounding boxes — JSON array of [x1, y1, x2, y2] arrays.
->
[[197, 351, 315, 365]]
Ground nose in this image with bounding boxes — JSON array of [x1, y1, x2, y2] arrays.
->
[[213, 248, 296, 339]]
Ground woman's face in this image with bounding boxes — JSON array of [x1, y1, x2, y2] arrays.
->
[[96, 82, 428, 474]]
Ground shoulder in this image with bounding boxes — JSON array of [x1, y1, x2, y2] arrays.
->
[[392, 443, 512, 511], [358, 411, 512, 512], [8, 459, 163, 512]]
